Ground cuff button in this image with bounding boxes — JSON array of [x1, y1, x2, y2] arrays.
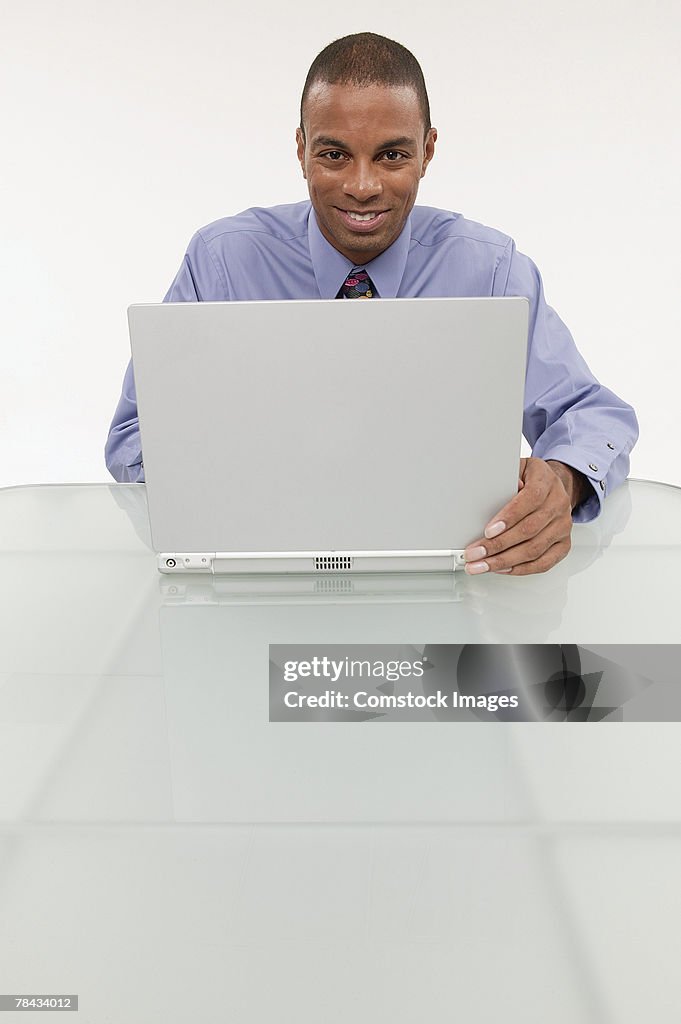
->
[[599, 480, 606, 491], [589, 463, 598, 472], [606, 442, 615, 450]]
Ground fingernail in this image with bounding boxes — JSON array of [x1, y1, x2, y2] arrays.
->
[[484, 521, 506, 539], [464, 545, 487, 562], [496, 568, 513, 574], [465, 561, 489, 575]]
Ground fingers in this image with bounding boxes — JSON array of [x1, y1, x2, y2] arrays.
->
[[463, 457, 573, 577], [465, 523, 572, 575]]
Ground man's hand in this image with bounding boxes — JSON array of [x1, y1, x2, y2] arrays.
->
[[463, 458, 589, 577]]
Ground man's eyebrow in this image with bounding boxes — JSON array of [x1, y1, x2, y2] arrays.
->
[[309, 135, 418, 151], [310, 136, 349, 150], [377, 137, 417, 150]]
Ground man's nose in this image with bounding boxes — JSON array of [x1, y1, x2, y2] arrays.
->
[[342, 159, 382, 200]]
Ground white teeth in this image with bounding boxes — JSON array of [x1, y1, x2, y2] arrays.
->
[[346, 211, 379, 221]]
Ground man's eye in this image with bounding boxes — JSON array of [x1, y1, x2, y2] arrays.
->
[[383, 151, 405, 161], [324, 151, 344, 161]]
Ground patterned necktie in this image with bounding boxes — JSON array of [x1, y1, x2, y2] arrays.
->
[[338, 268, 376, 298]]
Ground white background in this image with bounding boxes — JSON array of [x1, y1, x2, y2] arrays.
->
[[1, 0, 679, 488]]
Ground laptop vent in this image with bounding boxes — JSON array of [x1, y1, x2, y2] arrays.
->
[[314, 577, 354, 593], [314, 556, 354, 571]]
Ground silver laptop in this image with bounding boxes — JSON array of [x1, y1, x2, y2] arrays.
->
[[128, 297, 528, 574]]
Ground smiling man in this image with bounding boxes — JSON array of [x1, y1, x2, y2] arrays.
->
[[106, 32, 638, 575]]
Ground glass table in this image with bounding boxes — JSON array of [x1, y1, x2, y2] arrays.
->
[[0, 481, 680, 1022]]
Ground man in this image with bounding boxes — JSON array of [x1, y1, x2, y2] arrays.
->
[[106, 32, 638, 576]]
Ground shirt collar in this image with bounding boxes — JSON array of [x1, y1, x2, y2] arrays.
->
[[307, 206, 412, 298]]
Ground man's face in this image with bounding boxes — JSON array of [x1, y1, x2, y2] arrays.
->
[[297, 82, 437, 266]]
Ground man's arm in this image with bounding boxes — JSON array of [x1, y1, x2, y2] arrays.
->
[[105, 359, 145, 482], [464, 242, 639, 575], [509, 242, 638, 521], [105, 247, 209, 482]]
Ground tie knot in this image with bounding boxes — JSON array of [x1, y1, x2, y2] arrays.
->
[[339, 268, 376, 299]]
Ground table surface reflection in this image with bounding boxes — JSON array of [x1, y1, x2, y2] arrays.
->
[[0, 481, 680, 1022]]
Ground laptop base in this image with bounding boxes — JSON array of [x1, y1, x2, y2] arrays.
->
[[158, 550, 467, 575]]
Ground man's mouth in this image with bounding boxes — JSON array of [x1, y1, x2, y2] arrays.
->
[[338, 209, 387, 230]]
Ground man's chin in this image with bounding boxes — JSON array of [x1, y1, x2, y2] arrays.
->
[[333, 230, 390, 264]]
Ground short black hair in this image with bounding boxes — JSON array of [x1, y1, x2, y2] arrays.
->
[[300, 33, 431, 139]]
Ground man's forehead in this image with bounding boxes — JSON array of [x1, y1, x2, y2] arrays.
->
[[301, 81, 425, 137]]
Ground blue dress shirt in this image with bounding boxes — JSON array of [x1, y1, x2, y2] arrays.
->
[[106, 201, 638, 521]]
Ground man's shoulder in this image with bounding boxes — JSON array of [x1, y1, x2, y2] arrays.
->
[[411, 206, 513, 252], [192, 201, 311, 249]]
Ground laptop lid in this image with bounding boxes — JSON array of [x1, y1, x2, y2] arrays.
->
[[128, 297, 528, 573]]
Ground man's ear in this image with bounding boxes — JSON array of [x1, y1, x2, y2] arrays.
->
[[421, 127, 437, 178], [295, 127, 307, 179]]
